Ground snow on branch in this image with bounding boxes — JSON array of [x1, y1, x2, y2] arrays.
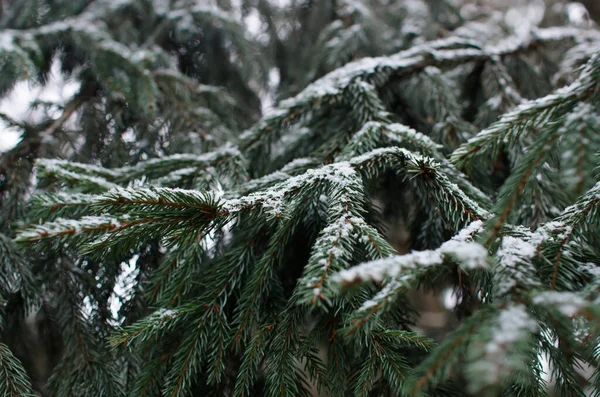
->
[[466, 305, 538, 392], [296, 173, 381, 305], [223, 161, 359, 217], [494, 236, 542, 297], [560, 102, 600, 193], [15, 215, 130, 242], [36, 159, 120, 180], [491, 220, 578, 299], [234, 158, 320, 195], [298, 212, 364, 305], [23, 147, 489, 263], [337, 217, 487, 328], [36, 144, 246, 188], [453, 51, 600, 168], [282, 27, 594, 112], [336, 220, 485, 286], [532, 291, 590, 317], [94, 186, 223, 216], [228, 147, 488, 223], [31, 192, 97, 220], [36, 160, 120, 192], [558, 181, 600, 229], [17, 187, 226, 244], [336, 121, 442, 161], [240, 27, 596, 153], [349, 147, 490, 223], [110, 305, 196, 348], [345, 80, 389, 124], [115, 143, 246, 183]]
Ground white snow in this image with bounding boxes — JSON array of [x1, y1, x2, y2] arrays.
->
[[497, 236, 536, 267], [223, 160, 360, 216], [154, 308, 178, 320], [495, 235, 543, 295], [529, 221, 567, 246], [304, 212, 365, 297], [16, 215, 124, 241], [487, 305, 537, 354], [440, 240, 488, 269], [532, 291, 587, 317], [473, 305, 538, 386], [336, 220, 486, 284]]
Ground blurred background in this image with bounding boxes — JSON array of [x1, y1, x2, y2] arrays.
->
[[0, 0, 596, 153]]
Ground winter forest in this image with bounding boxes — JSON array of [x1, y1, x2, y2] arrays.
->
[[1, 0, 600, 396]]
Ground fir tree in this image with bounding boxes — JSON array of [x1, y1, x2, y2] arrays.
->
[[1, 0, 600, 396]]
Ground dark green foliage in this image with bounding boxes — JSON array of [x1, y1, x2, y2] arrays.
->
[[2, 0, 600, 396]]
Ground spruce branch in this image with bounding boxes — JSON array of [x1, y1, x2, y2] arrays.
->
[[36, 143, 247, 190], [0, 343, 36, 397], [336, 121, 443, 161], [233, 324, 273, 397], [110, 306, 196, 349], [0, 234, 30, 293], [452, 50, 600, 170], [241, 27, 598, 155], [36, 161, 120, 192], [494, 235, 543, 298], [263, 309, 308, 397], [4, 2, 600, 396], [15, 215, 138, 242], [161, 307, 218, 397], [30, 192, 96, 220], [485, 130, 560, 243], [409, 309, 492, 395], [540, 182, 600, 290], [558, 181, 600, 231], [463, 305, 538, 394], [295, 170, 383, 306], [336, 221, 485, 333], [232, 216, 300, 346], [234, 158, 320, 196]]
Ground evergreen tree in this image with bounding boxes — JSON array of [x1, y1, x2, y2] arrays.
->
[[1, 0, 600, 396]]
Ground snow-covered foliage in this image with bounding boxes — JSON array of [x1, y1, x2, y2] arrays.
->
[[2, 0, 600, 396]]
